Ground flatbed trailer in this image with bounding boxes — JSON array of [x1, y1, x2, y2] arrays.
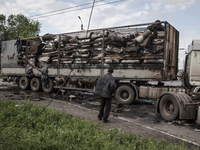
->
[[1, 20, 200, 123]]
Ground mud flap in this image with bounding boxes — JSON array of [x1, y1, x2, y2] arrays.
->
[[177, 93, 196, 120], [197, 106, 200, 126]]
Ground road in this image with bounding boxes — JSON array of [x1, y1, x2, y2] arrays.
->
[[0, 79, 199, 149]]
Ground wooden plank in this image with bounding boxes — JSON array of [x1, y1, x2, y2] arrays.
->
[[171, 27, 177, 79], [164, 23, 170, 80], [54, 86, 94, 92], [169, 25, 175, 80], [60, 58, 74, 61], [92, 55, 163, 60], [176, 30, 180, 74]]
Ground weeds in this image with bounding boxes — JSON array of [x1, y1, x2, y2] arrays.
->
[[0, 100, 193, 150]]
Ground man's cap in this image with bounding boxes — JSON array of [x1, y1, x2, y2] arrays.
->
[[108, 67, 114, 73]]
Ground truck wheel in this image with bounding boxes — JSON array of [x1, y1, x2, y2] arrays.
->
[[115, 85, 135, 104], [19, 76, 30, 90], [159, 95, 179, 121], [42, 78, 53, 93], [30, 78, 41, 92]]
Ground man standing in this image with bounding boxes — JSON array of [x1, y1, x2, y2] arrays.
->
[[95, 67, 116, 123]]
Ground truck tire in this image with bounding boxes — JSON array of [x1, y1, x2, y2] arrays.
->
[[19, 76, 30, 90], [159, 95, 179, 121], [30, 77, 41, 92], [115, 85, 135, 104], [193, 86, 200, 92], [42, 78, 53, 93]]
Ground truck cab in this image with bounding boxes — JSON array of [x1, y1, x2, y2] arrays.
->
[[185, 40, 200, 88]]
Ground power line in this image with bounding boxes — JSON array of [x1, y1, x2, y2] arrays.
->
[[29, 0, 104, 18], [32, 0, 124, 19], [31, 0, 125, 19]]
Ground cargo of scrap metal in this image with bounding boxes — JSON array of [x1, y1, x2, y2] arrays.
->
[[1, 20, 179, 81]]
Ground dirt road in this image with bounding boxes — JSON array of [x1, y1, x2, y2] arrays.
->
[[0, 79, 199, 149]]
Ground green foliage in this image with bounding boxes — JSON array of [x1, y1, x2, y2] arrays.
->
[[0, 13, 41, 51], [7, 14, 41, 38], [0, 14, 6, 22], [0, 100, 191, 150]]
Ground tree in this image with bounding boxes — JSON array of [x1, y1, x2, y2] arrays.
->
[[0, 14, 41, 51], [0, 14, 6, 40], [0, 14, 7, 53], [7, 14, 41, 38]]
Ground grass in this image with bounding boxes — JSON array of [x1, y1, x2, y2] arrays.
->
[[0, 100, 193, 150]]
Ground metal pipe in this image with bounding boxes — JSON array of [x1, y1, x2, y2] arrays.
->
[[134, 29, 151, 43], [20, 21, 168, 40]]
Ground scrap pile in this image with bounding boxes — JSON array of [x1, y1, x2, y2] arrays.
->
[[16, 21, 166, 69]]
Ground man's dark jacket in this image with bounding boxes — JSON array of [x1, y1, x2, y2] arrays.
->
[[95, 73, 116, 98]]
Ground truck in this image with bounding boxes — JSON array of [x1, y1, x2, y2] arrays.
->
[[1, 20, 200, 124]]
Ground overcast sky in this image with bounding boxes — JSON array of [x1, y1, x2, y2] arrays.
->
[[1, 0, 200, 69]]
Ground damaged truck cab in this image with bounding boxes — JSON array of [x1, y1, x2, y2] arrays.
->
[[1, 21, 200, 123]]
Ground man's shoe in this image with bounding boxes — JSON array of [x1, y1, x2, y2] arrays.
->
[[103, 120, 109, 123], [98, 117, 102, 121]]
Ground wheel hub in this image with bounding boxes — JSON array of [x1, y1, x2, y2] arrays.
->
[[169, 104, 174, 111], [123, 92, 128, 98], [120, 90, 129, 100], [166, 102, 174, 114], [21, 80, 26, 86], [33, 81, 37, 87]]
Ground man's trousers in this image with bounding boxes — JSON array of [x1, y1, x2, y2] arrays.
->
[[98, 97, 111, 121]]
